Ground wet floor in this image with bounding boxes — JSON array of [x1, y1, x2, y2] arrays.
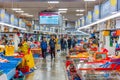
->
[[25, 55, 67, 80]]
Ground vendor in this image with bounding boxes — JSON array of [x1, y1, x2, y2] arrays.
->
[[18, 38, 36, 69]]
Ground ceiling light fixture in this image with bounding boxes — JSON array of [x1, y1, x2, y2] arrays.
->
[[21, 13, 29, 15], [76, 9, 85, 12], [59, 11, 67, 13], [15, 10, 24, 13], [84, 0, 96, 1], [63, 18, 68, 20], [78, 11, 120, 30], [76, 14, 83, 16], [12, 8, 21, 11], [27, 15, 34, 17], [48, 1, 59, 4], [58, 8, 68, 11]]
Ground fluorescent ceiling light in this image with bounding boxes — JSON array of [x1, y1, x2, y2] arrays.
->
[[21, 13, 29, 15], [27, 15, 34, 17], [59, 11, 67, 13], [12, 8, 21, 11], [76, 9, 85, 12], [76, 14, 83, 16], [78, 11, 120, 30], [63, 18, 68, 20], [15, 10, 24, 13], [84, 0, 96, 1], [0, 22, 26, 30], [48, 1, 59, 4], [58, 8, 68, 11]]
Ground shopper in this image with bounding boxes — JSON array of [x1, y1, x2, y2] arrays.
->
[[72, 37, 77, 48], [60, 37, 67, 53], [40, 37, 47, 59], [49, 35, 56, 59], [67, 37, 72, 50], [60, 36, 64, 51]]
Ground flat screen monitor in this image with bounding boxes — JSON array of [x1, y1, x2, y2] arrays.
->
[[39, 12, 59, 25]]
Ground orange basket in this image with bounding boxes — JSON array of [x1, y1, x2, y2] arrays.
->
[[116, 30, 120, 36]]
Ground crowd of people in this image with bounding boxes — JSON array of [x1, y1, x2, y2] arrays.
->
[[40, 35, 78, 59]]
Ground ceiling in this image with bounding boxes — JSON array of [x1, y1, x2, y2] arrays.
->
[[0, 0, 105, 21]]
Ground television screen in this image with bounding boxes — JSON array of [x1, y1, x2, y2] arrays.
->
[[39, 12, 59, 25]]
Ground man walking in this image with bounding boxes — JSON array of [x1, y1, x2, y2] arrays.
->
[[41, 37, 47, 59], [49, 35, 56, 59]]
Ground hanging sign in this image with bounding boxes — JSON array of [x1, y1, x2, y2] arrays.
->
[[81, 17, 85, 26], [93, 5, 100, 22], [101, 0, 117, 18], [10, 14, 14, 25], [110, 0, 117, 12], [19, 19, 22, 27], [21, 21, 26, 28], [4, 13, 10, 24], [86, 11, 92, 25], [14, 17, 18, 26], [0, 9, 5, 22], [118, 0, 120, 11]]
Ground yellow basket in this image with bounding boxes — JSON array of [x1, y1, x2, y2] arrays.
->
[[102, 31, 110, 36], [5, 45, 14, 56]]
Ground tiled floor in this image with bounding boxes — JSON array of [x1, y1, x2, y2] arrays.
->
[[25, 55, 67, 80]]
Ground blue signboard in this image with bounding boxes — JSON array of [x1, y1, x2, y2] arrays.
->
[[21, 21, 26, 28], [10, 14, 14, 25], [34, 25, 39, 30], [19, 19, 22, 27], [0, 9, 5, 22], [86, 11, 92, 25], [79, 19, 82, 27], [40, 12, 59, 25], [4, 13, 10, 24], [14, 17, 18, 26], [81, 17, 85, 26], [118, 0, 120, 11], [110, 0, 117, 12], [101, 0, 117, 18], [93, 5, 100, 22], [85, 15, 88, 25]]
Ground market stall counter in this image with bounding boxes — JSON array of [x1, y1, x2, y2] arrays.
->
[[0, 56, 22, 80]]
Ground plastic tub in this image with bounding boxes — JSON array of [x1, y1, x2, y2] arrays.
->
[[13, 76, 25, 80]]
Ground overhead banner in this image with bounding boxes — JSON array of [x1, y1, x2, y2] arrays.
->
[[34, 25, 39, 30], [101, 0, 117, 18], [0, 9, 5, 22], [21, 21, 26, 28], [4, 13, 10, 24], [10, 14, 14, 25], [78, 19, 81, 27], [118, 0, 120, 11], [75, 21, 78, 28], [110, 0, 117, 12], [81, 17, 85, 27], [93, 5, 100, 22], [86, 11, 92, 25], [19, 19, 22, 27], [14, 17, 18, 26]]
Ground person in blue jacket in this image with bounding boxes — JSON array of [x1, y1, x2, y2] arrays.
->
[[41, 37, 47, 59], [49, 35, 56, 59]]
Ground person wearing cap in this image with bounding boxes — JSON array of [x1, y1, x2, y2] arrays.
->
[[40, 37, 47, 59]]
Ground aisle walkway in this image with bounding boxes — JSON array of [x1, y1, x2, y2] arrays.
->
[[26, 55, 67, 80]]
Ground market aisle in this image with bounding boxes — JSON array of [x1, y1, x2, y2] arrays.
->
[[25, 55, 67, 80]]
